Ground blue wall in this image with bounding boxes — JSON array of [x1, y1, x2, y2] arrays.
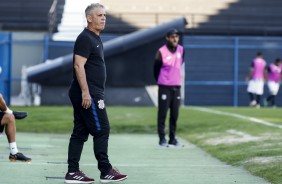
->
[[0, 33, 11, 105]]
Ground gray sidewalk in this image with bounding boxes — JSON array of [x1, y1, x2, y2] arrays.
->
[[0, 133, 269, 184]]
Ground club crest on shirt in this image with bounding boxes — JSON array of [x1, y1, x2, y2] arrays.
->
[[165, 56, 172, 60], [98, 99, 105, 109]]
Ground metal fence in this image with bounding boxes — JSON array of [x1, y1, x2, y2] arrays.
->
[[184, 36, 282, 106], [1, 32, 282, 106]]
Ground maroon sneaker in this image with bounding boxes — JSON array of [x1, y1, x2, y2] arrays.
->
[[65, 170, 95, 184], [100, 168, 128, 183]]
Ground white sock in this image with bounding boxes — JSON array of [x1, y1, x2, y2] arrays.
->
[[9, 142, 19, 155], [4, 108, 13, 114]]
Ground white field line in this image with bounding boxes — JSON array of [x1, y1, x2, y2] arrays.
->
[[0, 162, 232, 167], [245, 156, 282, 164], [190, 107, 282, 129], [206, 129, 261, 145]]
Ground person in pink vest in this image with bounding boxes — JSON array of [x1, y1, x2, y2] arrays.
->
[[265, 58, 282, 107], [154, 28, 185, 147], [246, 52, 267, 108]]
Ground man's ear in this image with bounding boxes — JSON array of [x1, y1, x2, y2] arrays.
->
[[86, 15, 92, 23]]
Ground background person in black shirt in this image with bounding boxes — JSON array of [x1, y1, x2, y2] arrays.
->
[[65, 3, 128, 184]]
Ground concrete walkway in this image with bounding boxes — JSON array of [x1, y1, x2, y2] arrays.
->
[[0, 133, 269, 184]]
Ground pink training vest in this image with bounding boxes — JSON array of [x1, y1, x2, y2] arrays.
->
[[252, 57, 266, 80], [157, 45, 184, 86], [268, 63, 282, 83]]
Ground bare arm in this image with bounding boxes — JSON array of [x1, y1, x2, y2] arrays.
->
[[0, 94, 12, 114], [246, 68, 253, 81], [0, 94, 8, 112], [264, 67, 268, 81], [74, 54, 91, 109]]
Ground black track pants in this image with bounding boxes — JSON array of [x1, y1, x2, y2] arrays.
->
[[67, 91, 112, 175], [157, 85, 181, 141]]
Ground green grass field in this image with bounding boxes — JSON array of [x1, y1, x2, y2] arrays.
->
[[12, 106, 282, 184]]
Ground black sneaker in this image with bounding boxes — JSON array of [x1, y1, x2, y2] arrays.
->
[[168, 139, 184, 147], [13, 111, 28, 120], [65, 170, 95, 184], [159, 138, 167, 147], [9, 152, 31, 162], [100, 168, 128, 183]]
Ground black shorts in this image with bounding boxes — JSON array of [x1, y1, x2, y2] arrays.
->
[[0, 112, 4, 133]]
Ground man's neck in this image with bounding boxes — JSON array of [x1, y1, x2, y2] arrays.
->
[[86, 26, 100, 36], [166, 43, 177, 53]]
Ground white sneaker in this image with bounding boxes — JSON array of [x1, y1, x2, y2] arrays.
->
[[256, 104, 260, 109], [250, 100, 257, 107]]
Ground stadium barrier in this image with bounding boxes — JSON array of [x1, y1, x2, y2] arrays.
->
[[1, 33, 282, 106]]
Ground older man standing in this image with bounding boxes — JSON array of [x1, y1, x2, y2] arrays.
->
[[65, 3, 127, 184]]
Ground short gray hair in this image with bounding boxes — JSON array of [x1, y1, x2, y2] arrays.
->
[[85, 3, 105, 17]]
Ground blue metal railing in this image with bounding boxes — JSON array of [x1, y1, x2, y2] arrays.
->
[[1, 33, 282, 106], [184, 36, 282, 106]]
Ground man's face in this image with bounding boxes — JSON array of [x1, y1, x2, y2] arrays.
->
[[166, 34, 179, 48], [87, 7, 106, 32]]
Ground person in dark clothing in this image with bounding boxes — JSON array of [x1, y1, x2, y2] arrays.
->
[[65, 3, 127, 184], [0, 67, 30, 162], [154, 28, 185, 147], [0, 94, 30, 162]]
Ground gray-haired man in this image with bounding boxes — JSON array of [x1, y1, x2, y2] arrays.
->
[[65, 3, 127, 184]]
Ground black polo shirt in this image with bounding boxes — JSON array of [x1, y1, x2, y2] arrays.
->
[[71, 28, 106, 96]]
